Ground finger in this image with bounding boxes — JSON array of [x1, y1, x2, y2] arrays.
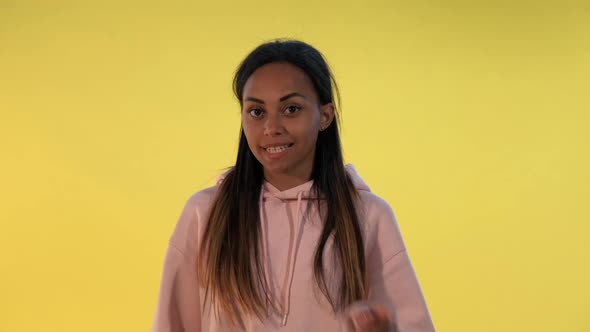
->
[[370, 305, 392, 325], [352, 308, 375, 331]]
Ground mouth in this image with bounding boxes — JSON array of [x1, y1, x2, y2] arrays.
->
[[263, 143, 294, 155]]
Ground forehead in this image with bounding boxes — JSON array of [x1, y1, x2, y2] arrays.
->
[[243, 62, 316, 99]]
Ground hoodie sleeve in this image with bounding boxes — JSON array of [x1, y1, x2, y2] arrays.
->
[[151, 194, 203, 332], [365, 196, 436, 332]]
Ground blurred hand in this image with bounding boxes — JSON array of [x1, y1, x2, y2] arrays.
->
[[345, 303, 394, 332]]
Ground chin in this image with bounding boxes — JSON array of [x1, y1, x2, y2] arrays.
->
[[261, 162, 291, 175]]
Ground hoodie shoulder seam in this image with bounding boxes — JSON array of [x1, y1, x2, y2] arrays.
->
[[382, 247, 407, 265], [167, 241, 187, 257]]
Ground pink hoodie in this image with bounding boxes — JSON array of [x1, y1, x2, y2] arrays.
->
[[152, 164, 435, 332]]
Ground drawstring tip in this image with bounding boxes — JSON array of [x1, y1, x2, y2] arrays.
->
[[281, 314, 288, 326]]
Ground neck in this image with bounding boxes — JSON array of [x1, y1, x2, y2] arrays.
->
[[263, 168, 312, 192]]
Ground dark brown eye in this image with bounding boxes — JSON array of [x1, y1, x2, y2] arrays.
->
[[284, 106, 301, 115], [248, 108, 264, 118]]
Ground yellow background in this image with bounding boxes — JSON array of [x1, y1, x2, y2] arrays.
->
[[1, 0, 588, 331]]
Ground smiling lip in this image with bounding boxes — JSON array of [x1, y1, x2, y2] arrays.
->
[[261, 143, 294, 149], [261, 143, 294, 159]]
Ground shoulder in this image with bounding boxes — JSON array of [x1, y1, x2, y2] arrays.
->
[[356, 190, 398, 232], [186, 185, 219, 214], [168, 184, 219, 256], [356, 190, 406, 260]]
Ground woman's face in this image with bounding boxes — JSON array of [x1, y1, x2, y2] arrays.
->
[[241, 62, 334, 181]]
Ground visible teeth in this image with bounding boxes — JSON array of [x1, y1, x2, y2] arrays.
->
[[266, 145, 290, 153]]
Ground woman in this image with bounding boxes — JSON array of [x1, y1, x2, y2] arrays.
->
[[152, 39, 435, 332]]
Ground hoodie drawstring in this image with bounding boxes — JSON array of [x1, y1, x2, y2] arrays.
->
[[259, 186, 307, 326], [281, 190, 306, 326]]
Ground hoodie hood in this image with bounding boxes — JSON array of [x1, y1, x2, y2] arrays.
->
[[214, 164, 370, 326], [215, 163, 371, 197]]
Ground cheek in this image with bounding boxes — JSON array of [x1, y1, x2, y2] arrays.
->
[[306, 131, 320, 148], [242, 118, 256, 137], [293, 122, 319, 147], [242, 121, 261, 152]]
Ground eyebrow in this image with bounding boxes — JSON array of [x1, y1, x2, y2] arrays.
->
[[244, 92, 306, 104]]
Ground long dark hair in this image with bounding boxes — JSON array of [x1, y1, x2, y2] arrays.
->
[[198, 38, 366, 324]]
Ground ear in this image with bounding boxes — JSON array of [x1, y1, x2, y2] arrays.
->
[[319, 103, 335, 131]]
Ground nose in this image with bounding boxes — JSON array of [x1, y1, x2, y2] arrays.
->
[[264, 113, 285, 136]]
